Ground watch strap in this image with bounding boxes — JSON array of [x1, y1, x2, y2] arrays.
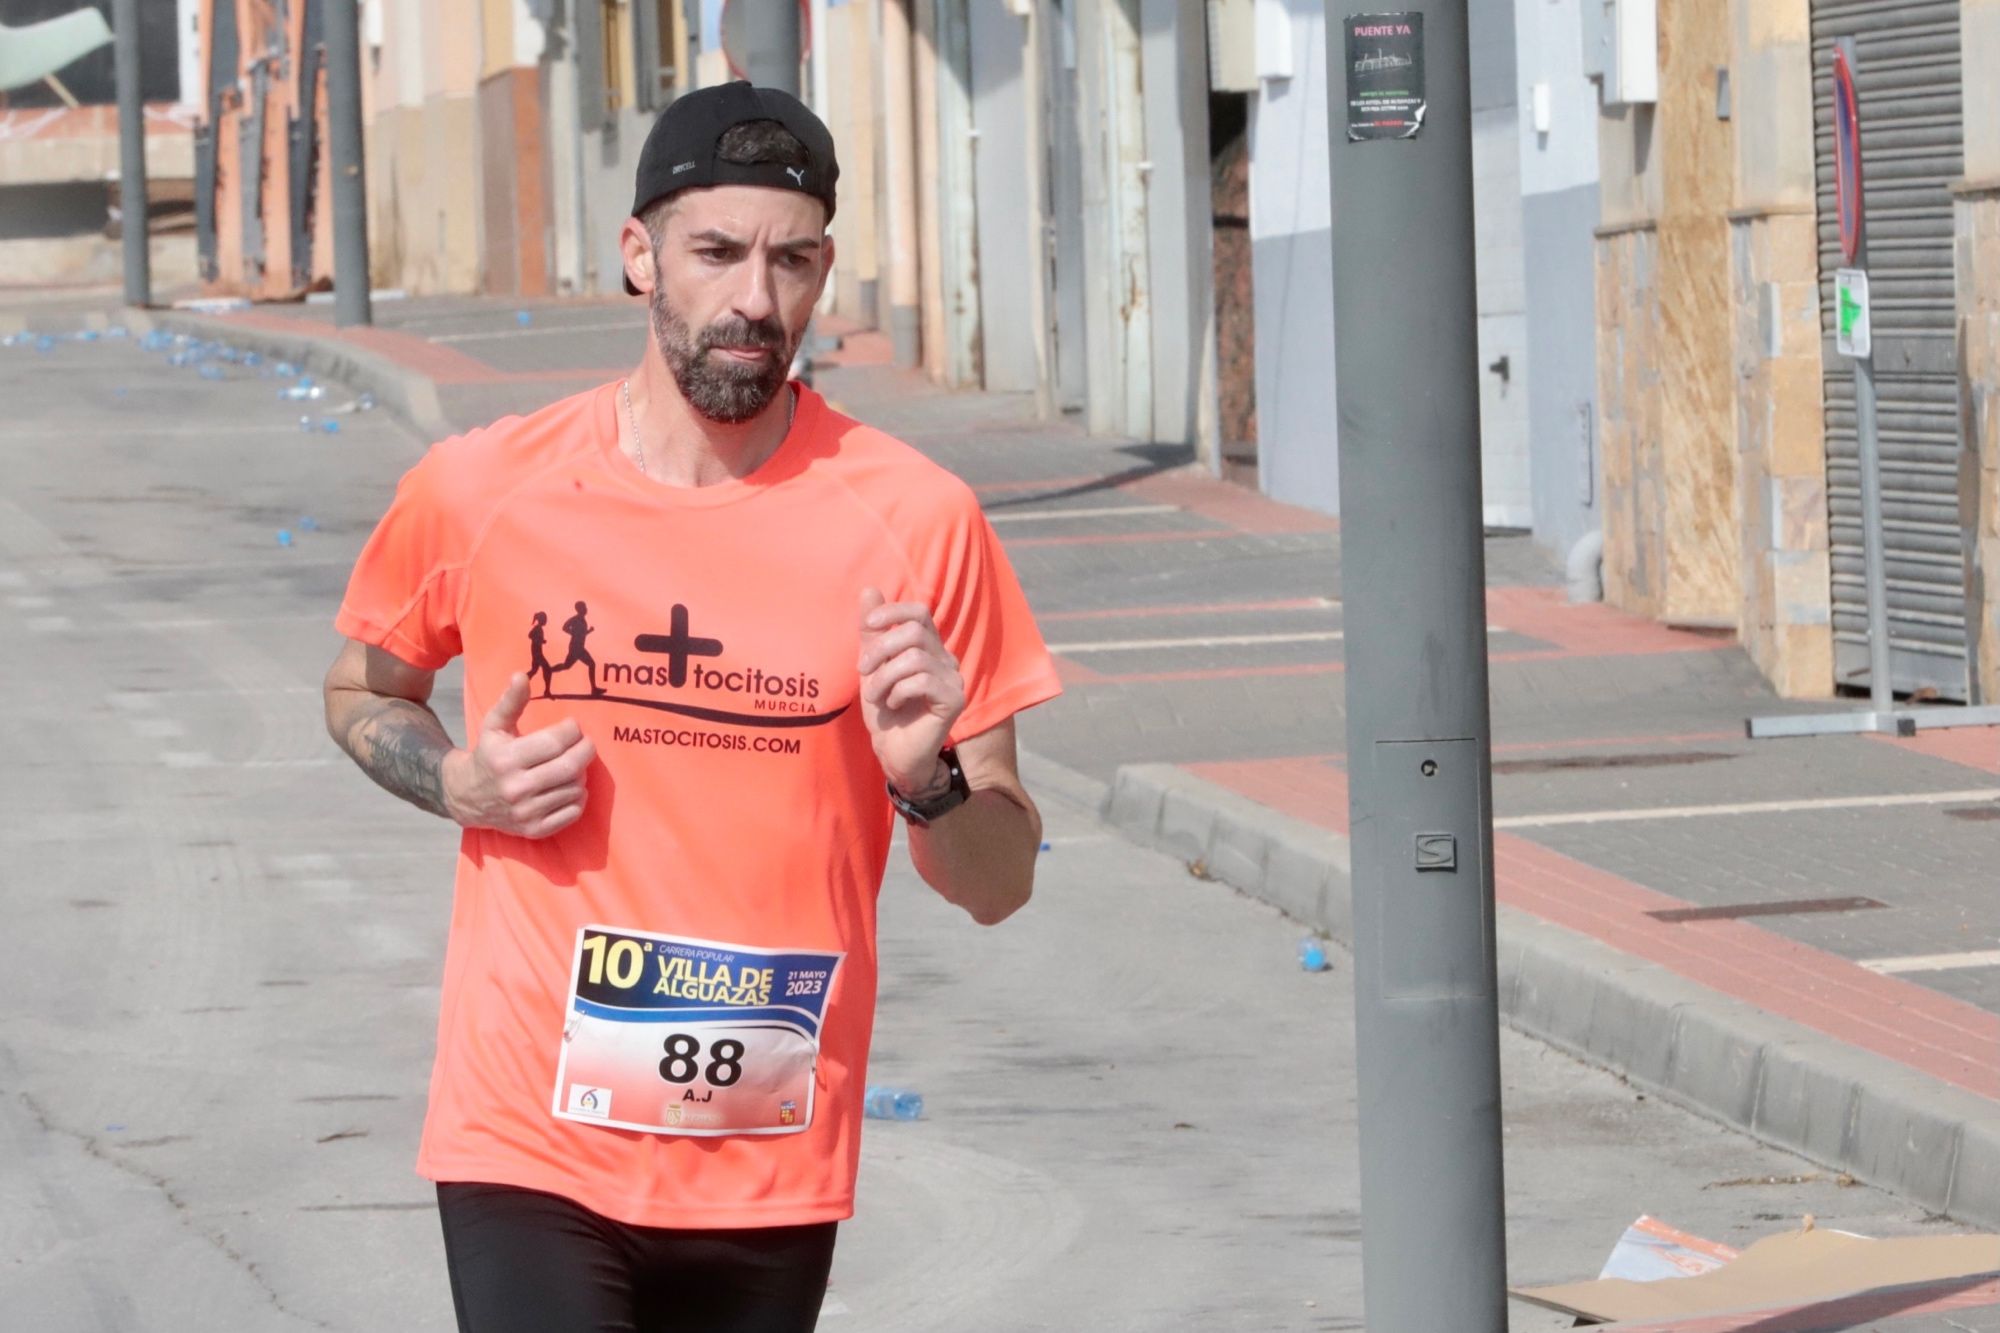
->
[[886, 747, 970, 826]]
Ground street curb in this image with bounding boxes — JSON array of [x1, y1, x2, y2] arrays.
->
[[1102, 763, 2000, 1228], [116, 307, 456, 444]]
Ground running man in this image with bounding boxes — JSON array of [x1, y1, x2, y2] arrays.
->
[[322, 82, 1060, 1333], [556, 600, 603, 696]]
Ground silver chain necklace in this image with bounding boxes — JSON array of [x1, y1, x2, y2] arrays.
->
[[621, 378, 793, 479]]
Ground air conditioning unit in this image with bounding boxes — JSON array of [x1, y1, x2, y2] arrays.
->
[[1581, 0, 1657, 106]]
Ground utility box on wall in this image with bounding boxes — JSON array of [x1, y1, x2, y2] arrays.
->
[[1581, 0, 1658, 105]]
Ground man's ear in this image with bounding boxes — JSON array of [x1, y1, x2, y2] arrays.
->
[[619, 217, 657, 294]]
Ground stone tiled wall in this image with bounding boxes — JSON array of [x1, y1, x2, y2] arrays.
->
[[1730, 208, 1833, 696], [1596, 225, 1666, 614], [1956, 187, 2000, 702], [1594, 0, 1739, 630]]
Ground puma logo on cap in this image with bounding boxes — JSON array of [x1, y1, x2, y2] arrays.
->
[[784, 166, 805, 186]]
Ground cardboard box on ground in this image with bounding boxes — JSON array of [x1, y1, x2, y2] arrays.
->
[[1511, 1217, 2000, 1329]]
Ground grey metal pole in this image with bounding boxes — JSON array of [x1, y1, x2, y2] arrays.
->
[[1325, 6, 1508, 1331], [1855, 333, 1894, 712], [112, 0, 150, 307], [740, 0, 803, 96], [324, 0, 372, 326]]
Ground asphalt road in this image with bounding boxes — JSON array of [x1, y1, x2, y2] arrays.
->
[[0, 329, 1962, 1331]]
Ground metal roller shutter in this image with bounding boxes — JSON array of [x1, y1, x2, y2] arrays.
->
[[1812, 0, 1966, 699]]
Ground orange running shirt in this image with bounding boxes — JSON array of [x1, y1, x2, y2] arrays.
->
[[335, 382, 1061, 1228]]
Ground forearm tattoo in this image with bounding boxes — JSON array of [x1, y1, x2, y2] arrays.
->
[[340, 696, 454, 818]]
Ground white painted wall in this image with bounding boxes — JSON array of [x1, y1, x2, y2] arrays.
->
[[1514, 0, 1604, 560], [1516, 0, 1601, 196], [1246, 0, 1339, 515]]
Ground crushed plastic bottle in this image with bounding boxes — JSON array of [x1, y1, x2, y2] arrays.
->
[[198, 364, 225, 381], [35, 334, 56, 353], [107, 326, 129, 339], [298, 415, 316, 433], [318, 418, 341, 434], [242, 351, 263, 369], [276, 529, 294, 547], [298, 516, 319, 532], [74, 329, 100, 342], [354, 391, 376, 412], [1298, 938, 1330, 972], [279, 382, 325, 401], [515, 309, 533, 326], [273, 360, 297, 378], [862, 1086, 923, 1121]]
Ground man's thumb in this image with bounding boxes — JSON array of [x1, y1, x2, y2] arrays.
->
[[859, 586, 886, 623], [482, 673, 530, 736]]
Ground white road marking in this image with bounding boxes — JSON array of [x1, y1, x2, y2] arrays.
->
[[1048, 626, 1505, 654], [985, 504, 1182, 524], [1494, 788, 2000, 829], [428, 319, 642, 343], [0, 424, 296, 441], [1860, 950, 2000, 975], [1051, 631, 1347, 653], [118, 613, 330, 631]]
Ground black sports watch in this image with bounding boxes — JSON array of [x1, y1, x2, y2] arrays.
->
[[886, 747, 971, 827]]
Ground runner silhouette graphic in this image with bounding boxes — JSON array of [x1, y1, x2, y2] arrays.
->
[[527, 612, 555, 698], [557, 601, 604, 696]]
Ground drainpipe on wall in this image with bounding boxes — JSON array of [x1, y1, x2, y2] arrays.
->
[[1567, 529, 1604, 603], [881, 0, 922, 367]]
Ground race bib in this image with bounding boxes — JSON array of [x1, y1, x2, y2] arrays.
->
[[552, 926, 844, 1137]]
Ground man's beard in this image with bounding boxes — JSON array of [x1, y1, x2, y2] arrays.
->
[[649, 283, 794, 425]]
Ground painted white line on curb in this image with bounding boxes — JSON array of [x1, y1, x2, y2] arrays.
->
[[1495, 788, 2000, 829], [985, 504, 1182, 524], [1860, 950, 2000, 975]]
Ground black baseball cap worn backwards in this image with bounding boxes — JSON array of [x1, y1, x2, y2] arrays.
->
[[625, 81, 840, 296]]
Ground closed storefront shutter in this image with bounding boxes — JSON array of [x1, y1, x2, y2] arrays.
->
[[1812, 0, 1965, 698]]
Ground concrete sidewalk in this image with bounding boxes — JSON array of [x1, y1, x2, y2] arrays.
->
[[64, 292, 2000, 1240]]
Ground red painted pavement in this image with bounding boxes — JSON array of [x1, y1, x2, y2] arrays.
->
[[1184, 755, 2000, 1102], [1486, 586, 1733, 658], [1873, 726, 2000, 777]]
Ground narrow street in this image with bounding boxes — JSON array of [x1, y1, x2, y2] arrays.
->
[[0, 327, 1962, 1331]]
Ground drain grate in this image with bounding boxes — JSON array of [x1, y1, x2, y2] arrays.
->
[[1494, 751, 1735, 776], [1648, 896, 1887, 924]]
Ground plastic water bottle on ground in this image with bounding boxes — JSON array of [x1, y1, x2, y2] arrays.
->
[[355, 391, 376, 411], [319, 418, 341, 434], [515, 309, 533, 326], [1298, 938, 1329, 972], [276, 529, 294, 547], [298, 415, 316, 432], [862, 1086, 923, 1121], [198, 364, 224, 380], [280, 382, 324, 401]]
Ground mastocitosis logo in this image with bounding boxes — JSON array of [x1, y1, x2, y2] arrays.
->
[[525, 599, 847, 731]]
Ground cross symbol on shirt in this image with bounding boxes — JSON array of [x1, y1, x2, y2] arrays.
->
[[634, 604, 725, 687]]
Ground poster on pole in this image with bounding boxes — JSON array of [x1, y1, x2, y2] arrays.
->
[[1835, 268, 1871, 359], [1345, 13, 1425, 141]]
